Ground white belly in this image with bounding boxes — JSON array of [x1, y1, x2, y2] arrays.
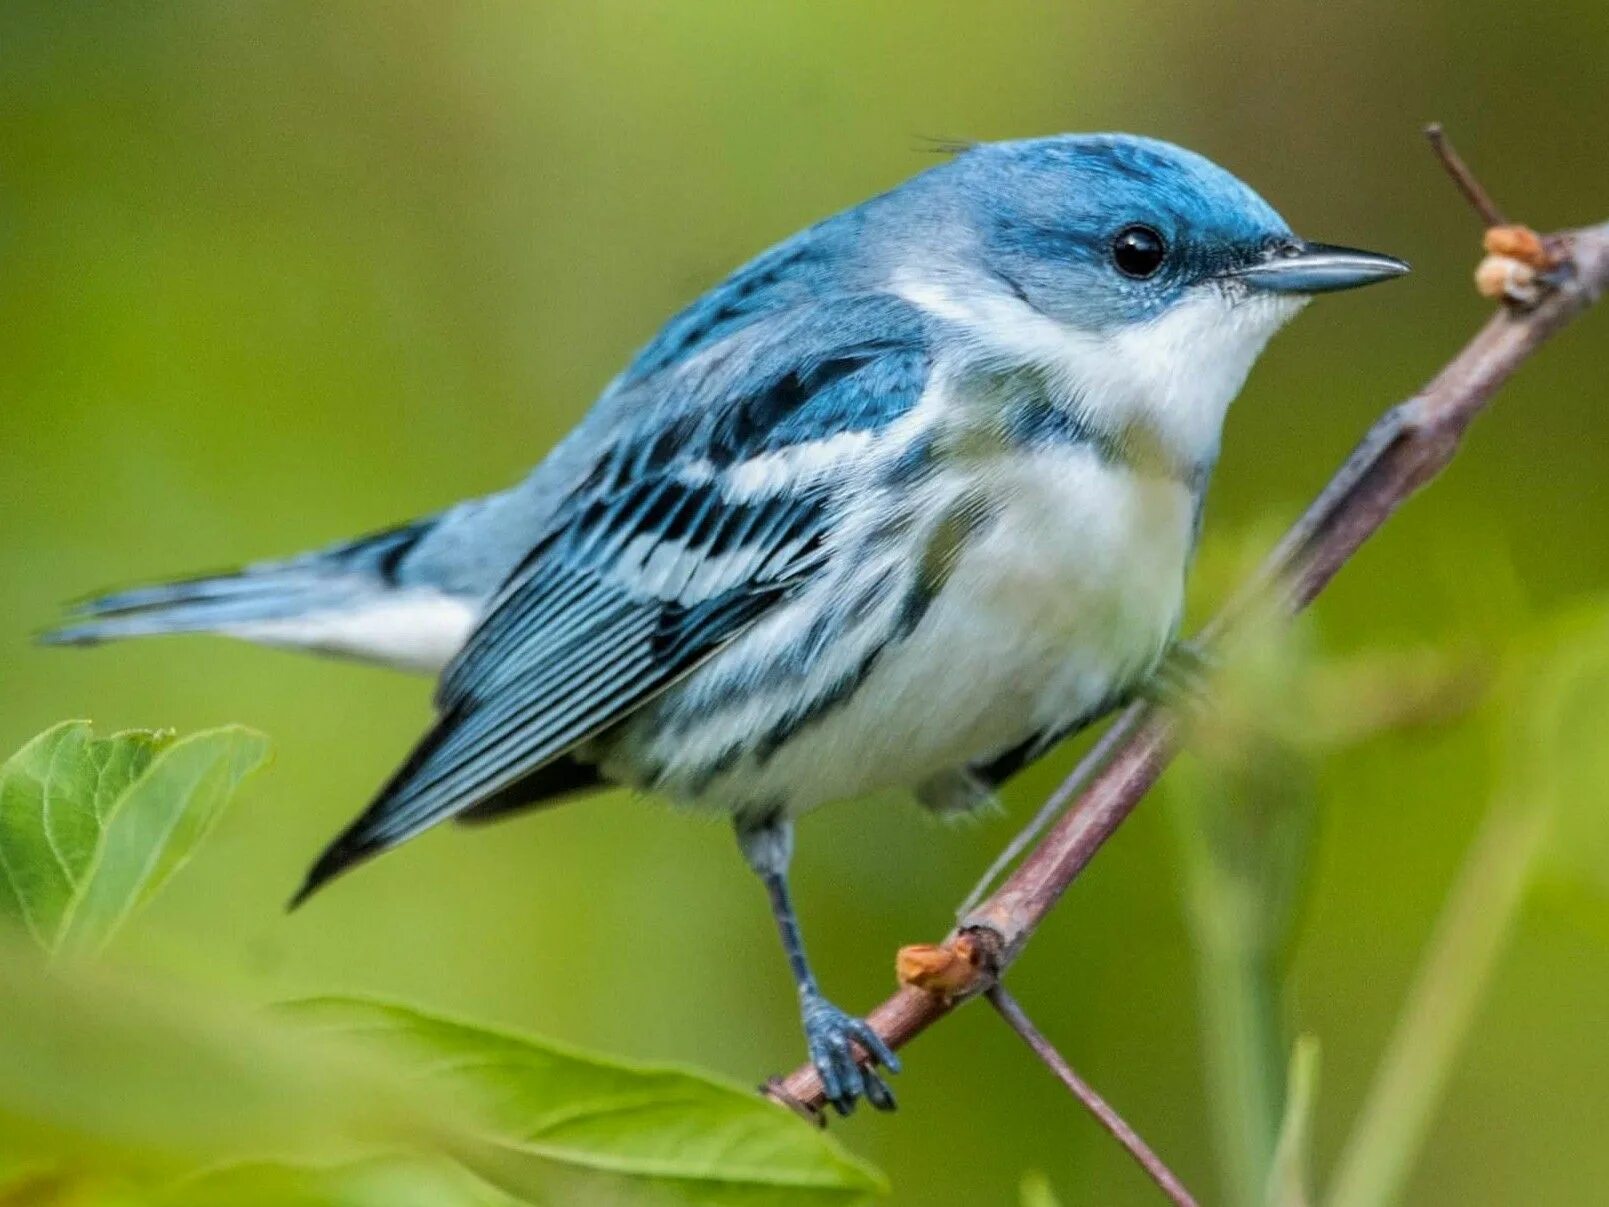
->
[[654, 445, 1196, 814]]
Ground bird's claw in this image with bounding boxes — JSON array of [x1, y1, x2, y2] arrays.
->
[[801, 994, 900, 1115]]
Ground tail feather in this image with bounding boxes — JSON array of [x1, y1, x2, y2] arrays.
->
[[40, 518, 476, 673], [40, 565, 372, 647]]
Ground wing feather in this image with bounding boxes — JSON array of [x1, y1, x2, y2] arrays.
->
[[294, 294, 932, 902]]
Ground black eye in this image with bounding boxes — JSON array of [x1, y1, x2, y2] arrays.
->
[[1111, 225, 1166, 278]]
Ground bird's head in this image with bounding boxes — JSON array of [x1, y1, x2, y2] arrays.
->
[[885, 134, 1408, 465], [938, 132, 1407, 326]]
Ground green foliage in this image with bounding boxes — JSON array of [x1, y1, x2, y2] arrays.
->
[[0, 936, 430, 1176], [287, 998, 887, 1206], [1170, 626, 1489, 1203], [1166, 619, 1326, 1207], [1513, 607, 1609, 922], [1170, 599, 1609, 1207], [0, 954, 884, 1206], [1328, 603, 1609, 1207], [1263, 1038, 1320, 1207], [0, 723, 885, 1207], [0, 721, 270, 957], [162, 1158, 520, 1207]]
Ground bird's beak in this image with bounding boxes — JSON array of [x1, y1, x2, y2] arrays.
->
[[1233, 241, 1411, 294]]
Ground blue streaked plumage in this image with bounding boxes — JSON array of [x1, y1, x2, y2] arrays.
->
[[45, 133, 1407, 1112]]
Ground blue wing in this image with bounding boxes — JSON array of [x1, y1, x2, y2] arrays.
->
[[296, 293, 932, 900]]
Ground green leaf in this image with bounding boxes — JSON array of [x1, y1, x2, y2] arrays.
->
[[0, 938, 436, 1177], [0, 725, 877, 1203], [0, 722, 269, 956], [286, 998, 888, 1206], [0, 938, 882, 1204], [0, 722, 171, 947], [1263, 1036, 1319, 1207], [160, 1157, 518, 1207]]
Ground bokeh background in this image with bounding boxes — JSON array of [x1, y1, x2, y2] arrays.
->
[[3, 3, 1608, 1203]]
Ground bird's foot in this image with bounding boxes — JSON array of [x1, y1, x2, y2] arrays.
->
[[800, 994, 900, 1115], [1141, 639, 1219, 713]]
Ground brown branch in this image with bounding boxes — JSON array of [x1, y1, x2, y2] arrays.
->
[[769, 136, 1609, 1119], [1425, 123, 1508, 229], [987, 985, 1200, 1207]]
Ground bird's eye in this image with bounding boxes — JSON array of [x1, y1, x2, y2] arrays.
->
[[1111, 225, 1166, 278]]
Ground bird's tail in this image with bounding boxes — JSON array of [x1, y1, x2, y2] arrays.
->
[[39, 520, 474, 673], [44, 565, 357, 645]]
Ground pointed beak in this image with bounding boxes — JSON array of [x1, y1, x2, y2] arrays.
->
[[1233, 241, 1411, 294]]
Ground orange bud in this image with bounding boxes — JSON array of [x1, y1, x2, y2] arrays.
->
[[1474, 254, 1540, 304], [896, 935, 982, 1000], [1482, 224, 1551, 269]]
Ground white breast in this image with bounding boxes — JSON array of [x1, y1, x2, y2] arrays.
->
[[805, 446, 1191, 791], [944, 446, 1195, 700]]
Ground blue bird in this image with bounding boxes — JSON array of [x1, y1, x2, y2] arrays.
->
[[46, 134, 1406, 1113]]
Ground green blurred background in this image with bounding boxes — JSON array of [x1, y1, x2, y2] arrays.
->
[[3, 2, 1607, 1203]]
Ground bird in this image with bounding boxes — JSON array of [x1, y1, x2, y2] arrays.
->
[[45, 133, 1407, 1114]]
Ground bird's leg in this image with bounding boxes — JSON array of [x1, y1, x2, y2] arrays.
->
[[735, 817, 900, 1115]]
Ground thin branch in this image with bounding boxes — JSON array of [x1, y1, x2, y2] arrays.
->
[[1425, 123, 1509, 228], [768, 134, 1609, 1118], [986, 984, 1200, 1207], [955, 705, 1146, 919]]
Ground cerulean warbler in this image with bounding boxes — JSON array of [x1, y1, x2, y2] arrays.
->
[[49, 133, 1407, 1113]]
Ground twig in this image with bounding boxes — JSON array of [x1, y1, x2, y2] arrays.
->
[[768, 133, 1609, 1119], [986, 984, 1200, 1207], [954, 705, 1145, 919], [1425, 123, 1508, 228]]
